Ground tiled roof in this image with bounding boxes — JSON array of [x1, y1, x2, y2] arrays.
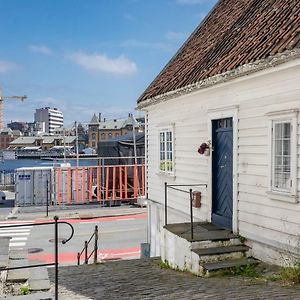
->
[[10, 137, 36, 145], [10, 135, 76, 145], [99, 118, 131, 130], [138, 0, 300, 104]]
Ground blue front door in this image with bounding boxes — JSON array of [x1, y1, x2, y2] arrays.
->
[[212, 118, 233, 230]]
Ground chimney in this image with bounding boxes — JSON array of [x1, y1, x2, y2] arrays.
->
[[98, 113, 101, 122]]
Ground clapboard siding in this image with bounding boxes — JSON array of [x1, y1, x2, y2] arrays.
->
[[239, 145, 267, 154], [238, 174, 268, 188], [239, 202, 300, 225], [238, 165, 268, 177], [239, 221, 299, 249], [238, 154, 268, 166], [238, 136, 268, 146], [239, 212, 300, 237], [145, 59, 300, 259], [239, 191, 300, 212]]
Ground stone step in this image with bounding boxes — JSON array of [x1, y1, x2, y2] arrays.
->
[[28, 266, 51, 291], [182, 230, 236, 242], [0, 238, 10, 269], [0, 237, 10, 255], [202, 258, 258, 272], [5, 292, 53, 300], [193, 244, 249, 257], [6, 259, 30, 282], [190, 238, 241, 250], [9, 249, 28, 260]]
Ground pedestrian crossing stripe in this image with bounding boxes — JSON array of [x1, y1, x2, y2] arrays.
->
[[0, 221, 32, 250]]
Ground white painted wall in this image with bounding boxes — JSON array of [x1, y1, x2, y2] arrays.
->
[[143, 59, 300, 263]]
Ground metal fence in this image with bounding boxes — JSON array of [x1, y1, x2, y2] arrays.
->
[[54, 163, 145, 205], [15, 156, 145, 206], [0, 171, 15, 187]]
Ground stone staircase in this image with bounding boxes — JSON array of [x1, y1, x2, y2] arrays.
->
[[0, 237, 52, 299], [162, 222, 257, 276]]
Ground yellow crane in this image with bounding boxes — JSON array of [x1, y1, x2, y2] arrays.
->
[[0, 88, 27, 129]]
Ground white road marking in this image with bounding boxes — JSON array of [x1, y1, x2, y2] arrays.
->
[[10, 237, 28, 241], [0, 221, 32, 250], [0, 232, 30, 236], [9, 242, 26, 247], [0, 228, 31, 232]]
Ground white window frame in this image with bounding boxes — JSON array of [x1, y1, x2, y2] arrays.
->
[[266, 109, 298, 201], [158, 127, 174, 175]]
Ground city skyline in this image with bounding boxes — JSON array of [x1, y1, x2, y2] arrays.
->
[[0, 0, 217, 127]]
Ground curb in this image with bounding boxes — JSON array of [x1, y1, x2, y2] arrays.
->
[[38, 210, 147, 221]]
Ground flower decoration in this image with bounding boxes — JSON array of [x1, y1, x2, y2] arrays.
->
[[197, 141, 212, 155]]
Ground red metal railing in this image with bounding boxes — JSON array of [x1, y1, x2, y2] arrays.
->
[[54, 163, 145, 205]]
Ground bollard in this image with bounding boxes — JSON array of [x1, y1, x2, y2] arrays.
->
[[54, 216, 59, 300], [84, 241, 88, 264], [94, 225, 98, 264]]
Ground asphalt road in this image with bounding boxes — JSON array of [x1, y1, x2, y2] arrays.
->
[[26, 213, 147, 265]]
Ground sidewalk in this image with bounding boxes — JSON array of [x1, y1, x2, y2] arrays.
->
[[7, 204, 147, 221]]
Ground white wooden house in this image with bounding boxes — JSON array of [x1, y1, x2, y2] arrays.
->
[[137, 0, 300, 269]]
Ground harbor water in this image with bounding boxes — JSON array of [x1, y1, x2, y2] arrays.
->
[[0, 158, 100, 172]]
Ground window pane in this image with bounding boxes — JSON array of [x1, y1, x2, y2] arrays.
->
[[283, 140, 290, 156], [275, 123, 283, 139], [273, 121, 291, 191], [159, 130, 173, 173], [283, 123, 291, 138], [275, 140, 282, 155]]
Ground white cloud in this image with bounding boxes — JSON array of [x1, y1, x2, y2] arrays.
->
[[28, 45, 53, 55], [68, 52, 137, 76], [0, 60, 19, 73], [176, 0, 208, 4], [165, 31, 188, 41]]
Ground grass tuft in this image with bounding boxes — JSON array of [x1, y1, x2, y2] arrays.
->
[[278, 261, 300, 285]]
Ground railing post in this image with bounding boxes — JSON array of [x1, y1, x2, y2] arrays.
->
[[46, 179, 49, 217], [77, 252, 80, 266], [84, 241, 88, 264], [164, 182, 168, 226], [54, 216, 59, 300], [94, 225, 98, 264], [189, 189, 194, 241]]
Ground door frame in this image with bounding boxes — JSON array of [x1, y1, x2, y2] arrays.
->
[[207, 105, 238, 233]]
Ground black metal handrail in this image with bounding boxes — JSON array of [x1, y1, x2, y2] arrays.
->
[[77, 225, 98, 265], [0, 216, 74, 300], [164, 182, 207, 241]]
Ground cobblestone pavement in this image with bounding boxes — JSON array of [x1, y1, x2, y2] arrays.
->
[[48, 258, 300, 300]]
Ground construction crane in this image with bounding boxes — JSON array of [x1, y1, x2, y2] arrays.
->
[[0, 88, 27, 130]]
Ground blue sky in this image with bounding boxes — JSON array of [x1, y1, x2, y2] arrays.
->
[[0, 0, 217, 127]]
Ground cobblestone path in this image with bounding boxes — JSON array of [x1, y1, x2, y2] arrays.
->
[[48, 258, 300, 300]]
